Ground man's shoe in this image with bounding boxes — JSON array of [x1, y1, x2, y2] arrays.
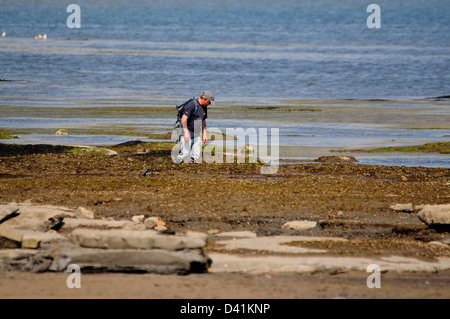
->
[[190, 159, 199, 164], [175, 157, 184, 164]]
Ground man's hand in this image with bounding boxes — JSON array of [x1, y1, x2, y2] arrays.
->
[[203, 132, 208, 144], [184, 131, 190, 142]]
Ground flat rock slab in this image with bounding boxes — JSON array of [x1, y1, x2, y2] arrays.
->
[[215, 236, 347, 254], [0, 244, 211, 274], [71, 228, 207, 251], [62, 217, 136, 230], [68, 248, 211, 274], [215, 231, 257, 238], [209, 253, 450, 274]]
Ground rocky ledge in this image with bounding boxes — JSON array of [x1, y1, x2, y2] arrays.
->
[[0, 202, 211, 274]]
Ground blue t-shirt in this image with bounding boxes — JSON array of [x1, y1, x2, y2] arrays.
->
[[183, 99, 207, 136]]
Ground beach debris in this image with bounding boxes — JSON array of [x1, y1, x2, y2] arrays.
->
[[417, 204, 450, 228], [390, 203, 414, 213], [282, 220, 317, 230], [34, 33, 47, 40], [55, 129, 69, 135], [315, 156, 358, 163]]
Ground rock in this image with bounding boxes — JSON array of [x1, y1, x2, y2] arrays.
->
[[428, 241, 448, 248], [75, 207, 94, 219], [55, 129, 69, 135], [390, 203, 414, 213], [0, 228, 24, 243], [42, 214, 65, 231], [0, 202, 20, 224], [215, 231, 257, 238], [70, 229, 207, 250], [0, 203, 72, 232], [144, 217, 159, 229], [154, 220, 167, 231], [131, 215, 145, 224], [417, 204, 450, 226], [327, 211, 344, 219], [139, 167, 150, 177], [70, 248, 211, 274], [282, 220, 317, 230], [1, 243, 211, 274], [62, 217, 136, 230], [0, 228, 66, 249], [21, 235, 41, 249], [415, 204, 427, 211], [315, 156, 358, 163]]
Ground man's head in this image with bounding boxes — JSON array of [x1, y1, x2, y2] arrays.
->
[[199, 91, 215, 106]]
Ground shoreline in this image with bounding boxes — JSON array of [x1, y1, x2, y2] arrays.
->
[[1, 99, 449, 158]]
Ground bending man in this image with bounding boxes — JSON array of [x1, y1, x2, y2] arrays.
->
[[176, 91, 215, 164]]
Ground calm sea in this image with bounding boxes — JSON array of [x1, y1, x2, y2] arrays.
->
[[0, 0, 449, 167], [1, 0, 449, 103]]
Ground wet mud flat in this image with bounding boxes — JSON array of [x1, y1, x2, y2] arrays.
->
[[0, 142, 449, 298]]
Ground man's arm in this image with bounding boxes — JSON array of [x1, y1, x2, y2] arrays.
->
[[181, 114, 190, 142], [202, 119, 207, 143]]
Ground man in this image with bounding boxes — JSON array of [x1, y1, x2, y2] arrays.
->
[[176, 91, 215, 164]]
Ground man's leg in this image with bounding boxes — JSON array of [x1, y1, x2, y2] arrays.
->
[[177, 130, 191, 163], [190, 136, 202, 163]]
